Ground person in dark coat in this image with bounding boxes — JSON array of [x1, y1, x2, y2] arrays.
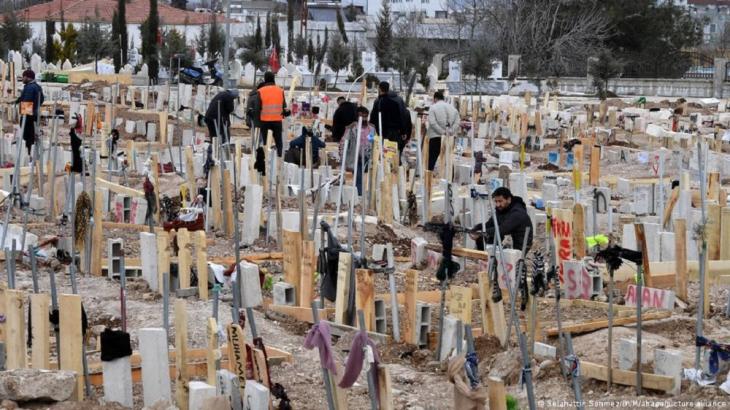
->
[[69, 113, 84, 174], [470, 187, 533, 251], [204, 89, 239, 143], [330, 96, 357, 143], [288, 126, 326, 166], [369, 81, 412, 154], [16, 70, 44, 156]]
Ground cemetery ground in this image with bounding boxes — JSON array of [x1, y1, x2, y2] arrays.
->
[[3, 100, 730, 409]]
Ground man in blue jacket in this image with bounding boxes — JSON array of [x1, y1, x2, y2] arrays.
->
[[16, 70, 44, 156]]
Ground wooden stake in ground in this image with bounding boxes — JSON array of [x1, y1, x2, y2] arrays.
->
[[59, 294, 84, 400], [300, 240, 315, 307], [282, 229, 302, 305], [5, 289, 26, 369], [195, 231, 208, 300], [675, 219, 688, 302], [476, 270, 495, 337], [226, 323, 247, 401], [355, 269, 375, 331], [30, 293, 50, 369], [206, 317, 218, 386], [177, 228, 192, 290], [403, 269, 419, 344], [488, 376, 507, 410], [174, 299, 189, 410], [334, 252, 352, 325], [573, 203, 586, 259]]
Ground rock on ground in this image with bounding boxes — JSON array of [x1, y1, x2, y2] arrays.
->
[[0, 369, 76, 402]]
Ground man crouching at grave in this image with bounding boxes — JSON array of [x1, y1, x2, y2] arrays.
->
[[16, 69, 44, 157], [204, 88, 239, 143], [470, 187, 533, 251]]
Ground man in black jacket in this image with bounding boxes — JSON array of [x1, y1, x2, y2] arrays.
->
[[471, 187, 533, 251], [370, 81, 412, 154], [330, 96, 357, 142], [17, 70, 44, 156], [204, 88, 239, 143]]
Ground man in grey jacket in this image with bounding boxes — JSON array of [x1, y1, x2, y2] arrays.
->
[[426, 91, 460, 171]]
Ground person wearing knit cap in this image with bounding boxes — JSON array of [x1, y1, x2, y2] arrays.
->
[[16, 69, 44, 156]]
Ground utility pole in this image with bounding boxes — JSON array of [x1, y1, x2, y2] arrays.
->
[[222, 0, 232, 88]]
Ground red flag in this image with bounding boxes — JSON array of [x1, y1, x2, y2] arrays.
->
[[269, 47, 280, 73]]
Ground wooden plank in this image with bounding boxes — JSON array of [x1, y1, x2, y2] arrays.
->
[[403, 269, 418, 345], [157, 231, 170, 296], [708, 171, 720, 202], [544, 311, 671, 336], [59, 294, 84, 400], [30, 293, 51, 370], [177, 228, 192, 290], [708, 203, 721, 261], [675, 219, 688, 302], [488, 376, 507, 410], [184, 147, 196, 203], [447, 286, 472, 325], [222, 169, 234, 237], [195, 231, 208, 301], [424, 171, 432, 221], [266, 302, 334, 323], [477, 270, 495, 337], [206, 318, 218, 386], [722, 208, 730, 260], [573, 203, 586, 259], [282, 229, 302, 305], [378, 365, 394, 410], [91, 191, 104, 276], [209, 165, 222, 230], [95, 177, 144, 197], [174, 299, 189, 410], [356, 269, 375, 331], [552, 207, 573, 283], [663, 188, 680, 229], [5, 289, 26, 369], [589, 146, 600, 186], [634, 223, 653, 288], [334, 252, 352, 324], [300, 240, 315, 307], [226, 324, 247, 401], [252, 348, 271, 396], [101, 221, 150, 231], [580, 361, 675, 392]]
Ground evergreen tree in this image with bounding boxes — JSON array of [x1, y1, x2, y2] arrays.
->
[[336, 7, 348, 43], [374, 0, 393, 70], [45, 20, 56, 63], [162, 29, 193, 72], [255, 15, 263, 52], [314, 28, 328, 81], [0, 11, 32, 58], [208, 15, 225, 57], [306, 37, 315, 71], [293, 35, 306, 63], [77, 9, 113, 72], [141, 0, 160, 82], [286, 0, 294, 62], [327, 34, 350, 85], [265, 12, 271, 49], [351, 40, 363, 78], [57, 24, 78, 63], [112, 0, 128, 72], [272, 14, 281, 60], [196, 26, 208, 57]]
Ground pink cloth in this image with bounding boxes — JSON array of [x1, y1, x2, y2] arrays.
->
[[338, 330, 381, 389], [303, 322, 338, 375]]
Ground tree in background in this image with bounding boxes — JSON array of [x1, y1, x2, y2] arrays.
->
[[306, 37, 315, 71], [240, 16, 265, 83], [57, 24, 78, 64], [265, 12, 272, 49], [208, 15, 225, 58], [374, 0, 393, 71], [314, 28, 328, 82], [196, 26, 208, 57], [171, 0, 187, 10], [350, 40, 363, 78], [392, 15, 437, 104], [287, 0, 295, 62], [162, 29, 193, 77], [141, 0, 160, 81], [272, 14, 282, 61], [462, 37, 496, 94], [293, 35, 306, 63], [327, 34, 350, 86], [599, 0, 701, 78], [588, 49, 623, 100], [336, 7, 348, 43], [45, 20, 56, 63], [0, 10, 32, 58], [112, 0, 128, 72], [77, 9, 113, 72]]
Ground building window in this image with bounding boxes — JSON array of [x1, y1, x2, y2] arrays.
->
[[435, 10, 447, 18], [710, 23, 717, 33]]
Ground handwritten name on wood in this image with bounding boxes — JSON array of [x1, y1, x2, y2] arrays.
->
[[551, 208, 574, 284], [562, 260, 592, 300], [226, 324, 247, 399], [625, 285, 675, 310]]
